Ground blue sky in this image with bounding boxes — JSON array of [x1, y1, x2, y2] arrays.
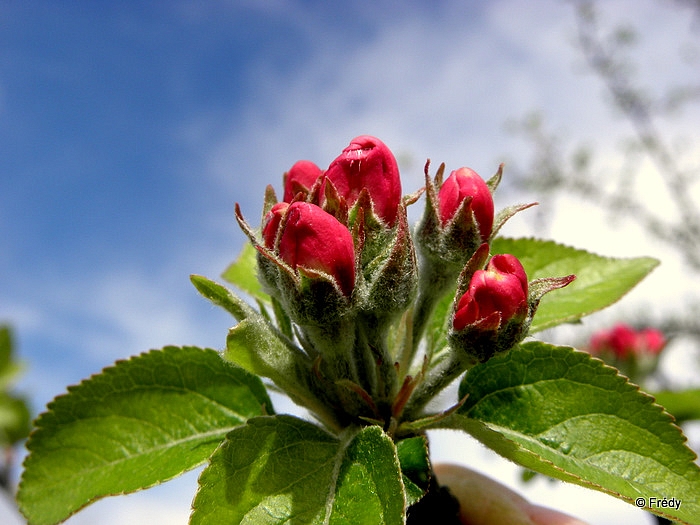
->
[[1, 1, 699, 524]]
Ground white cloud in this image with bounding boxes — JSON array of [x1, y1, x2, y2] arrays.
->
[[197, 0, 622, 210], [211, 0, 696, 181]]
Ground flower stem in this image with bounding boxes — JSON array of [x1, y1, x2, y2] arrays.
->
[[403, 350, 473, 419], [406, 257, 459, 368]]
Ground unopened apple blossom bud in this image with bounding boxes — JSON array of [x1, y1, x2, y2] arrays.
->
[[262, 201, 356, 297], [262, 202, 288, 249], [448, 254, 532, 364], [453, 254, 528, 332], [323, 135, 402, 227], [438, 167, 494, 242], [415, 164, 496, 280], [283, 160, 323, 202], [638, 328, 666, 355]]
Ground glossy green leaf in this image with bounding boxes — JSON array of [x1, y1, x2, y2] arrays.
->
[[191, 415, 405, 525], [444, 341, 700, 524], [491, 237, 659, 332], [222, 242, 270, 303], [653, 389, 700, 424], [330, 424, 406, 524], [18, 346, 272, 525]]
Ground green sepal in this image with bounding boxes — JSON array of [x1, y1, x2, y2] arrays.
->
[[360, 204, 418, 317]]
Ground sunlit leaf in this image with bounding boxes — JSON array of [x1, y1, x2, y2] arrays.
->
[[443, 341, 700, 524], [18, 346, 271, 525], [191, 415, 405, 525]]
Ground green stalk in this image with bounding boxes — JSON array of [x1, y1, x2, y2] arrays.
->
[[402, 349, 473, 420], [400, 257, 459, 376]]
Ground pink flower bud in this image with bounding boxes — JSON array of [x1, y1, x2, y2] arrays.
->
[[638, 328, 666, 355], [438, 167, 494, 241], [606, 324, 638, 358], [283, 160, 323, 202], [588, 331, 609, 355], [262, 202, 289, 249], [453, 254, 528, 331], [262, 201, 356, 297], [323, 135, 402, 226]]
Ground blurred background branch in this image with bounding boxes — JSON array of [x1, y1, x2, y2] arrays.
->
[[508, 0, 700, 350], [0, 325, 31, 494], [507, 5, 700, 521]]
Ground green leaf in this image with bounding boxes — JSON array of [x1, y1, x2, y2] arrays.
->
[[491, 237, 659, 332], [653, 389, 700, 424], [0, 391, 31, 446], [191, 415, 405, 525], [0, 325, 31, 445], [445, 341, 700, 525], [222, 242, 270, 303], [0, 325, 12, 373], [330, 424, 406, 525], [396, 436, 430, 506], [0, 325, 25, 390], [18, 346, 272, 525]]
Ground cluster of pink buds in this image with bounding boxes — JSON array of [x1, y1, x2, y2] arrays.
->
[[235, 135, 575, 426], [587, 323, 666, 382], [589, 323, 666, 359], [413, 159, 573, 369]]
